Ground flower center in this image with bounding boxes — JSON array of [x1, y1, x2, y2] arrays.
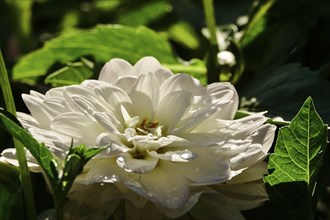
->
[[136, 119, 162, 137]]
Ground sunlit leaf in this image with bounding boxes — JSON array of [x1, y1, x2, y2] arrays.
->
[[13, 25, 177, 84], [45, 57, 94, 86], [117, 0, 170, 26], [165, 20, 200, 50], [264, 97, 328, 219]]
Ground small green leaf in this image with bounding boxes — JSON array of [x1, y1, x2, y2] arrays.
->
[[60, 144, 105, 193], [240, 0, 274, 47], [52, 144, 106, 219], [0, 109, 57, 181], [264, 97, 328, 219], [45, 58, 94, 86]]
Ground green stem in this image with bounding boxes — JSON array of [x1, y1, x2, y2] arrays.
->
[[54, 194, 64, 220], [203, 0, 218, 45], [203, 0, 220, 84], [0, 50, 36, 220]]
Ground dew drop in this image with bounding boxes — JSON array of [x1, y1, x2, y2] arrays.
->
[[251, 131, 259, 136], [180, 151, 193, 160]]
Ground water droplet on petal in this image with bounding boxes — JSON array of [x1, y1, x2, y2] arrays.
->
[[98, 174, 118, 183], [251, 131, 259, 136], [180, 151, 193, 160]]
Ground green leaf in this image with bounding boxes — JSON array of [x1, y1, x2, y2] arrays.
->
[[264, 97, 328, 219], [0, 162, 23, 220], [59, 144, 105, 195], [0, 108, 57, 181], [53, 144, 106, 219], [164, 20, 200, 50], [45, 58, 94, 86], [13, 25, 177, 84], [60, 144, 105, 194], [117, 0, 170, 26], [240, 0, 274, 47], [240, 63, 330, 122]]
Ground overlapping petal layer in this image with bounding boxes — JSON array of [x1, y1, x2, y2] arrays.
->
[[1, 57, 276, 219]]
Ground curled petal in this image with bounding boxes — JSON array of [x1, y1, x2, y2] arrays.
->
[[160, 73, 205, 101], [129, 56, 162, 77], [22, 93, 51, 129], [1, 148, 41, 172], [116, 152, 158, 173], [98, 58, 133, 84]]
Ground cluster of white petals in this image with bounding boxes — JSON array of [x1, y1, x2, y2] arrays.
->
[[2, 57, 276, 219]]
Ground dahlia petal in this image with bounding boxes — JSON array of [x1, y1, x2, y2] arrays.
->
[[43, 98, 68, 119], [160, 73, 204, 101], [228, 161, 268, 183], [94, 85, 133, 117], [206, 82, 238, 119], [65, 183, 123, 220], [98, 58, 133, 84], [129, 56, 162, 77], [129, 72, 160, 117], [216, 113, 268, 138], [1, 148, 41, 172], [212, 181, 268, 210], [116, 152, 158, 173], [51, 112, 105, 146], [114, 76, 137, 94], [251, 124, 276, 154], [155, 91, 192, 132], [17, 112, 40, 128], [172, 147, 231, 185], [147, 149, 196, 162], [93, 112, 124, 133], [132, 136, 173, 151], [153, 68, 173, 85], [188, 192, 245, 220], [139, 161, 189, 209], [22, 94, 51, 129], [81, 79, 110, 88]]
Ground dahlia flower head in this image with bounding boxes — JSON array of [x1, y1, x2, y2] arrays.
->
[[2, 57, 276, 219]]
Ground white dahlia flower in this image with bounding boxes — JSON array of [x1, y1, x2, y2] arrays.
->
[[2, 57, 276, 219]]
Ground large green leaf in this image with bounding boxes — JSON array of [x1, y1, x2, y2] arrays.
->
[[264, 97, 328, 219], [117, 0, 170, 26], [240, 63, 330, 122], [44, 58, 94, 86], [13, 25, 178, 84]]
